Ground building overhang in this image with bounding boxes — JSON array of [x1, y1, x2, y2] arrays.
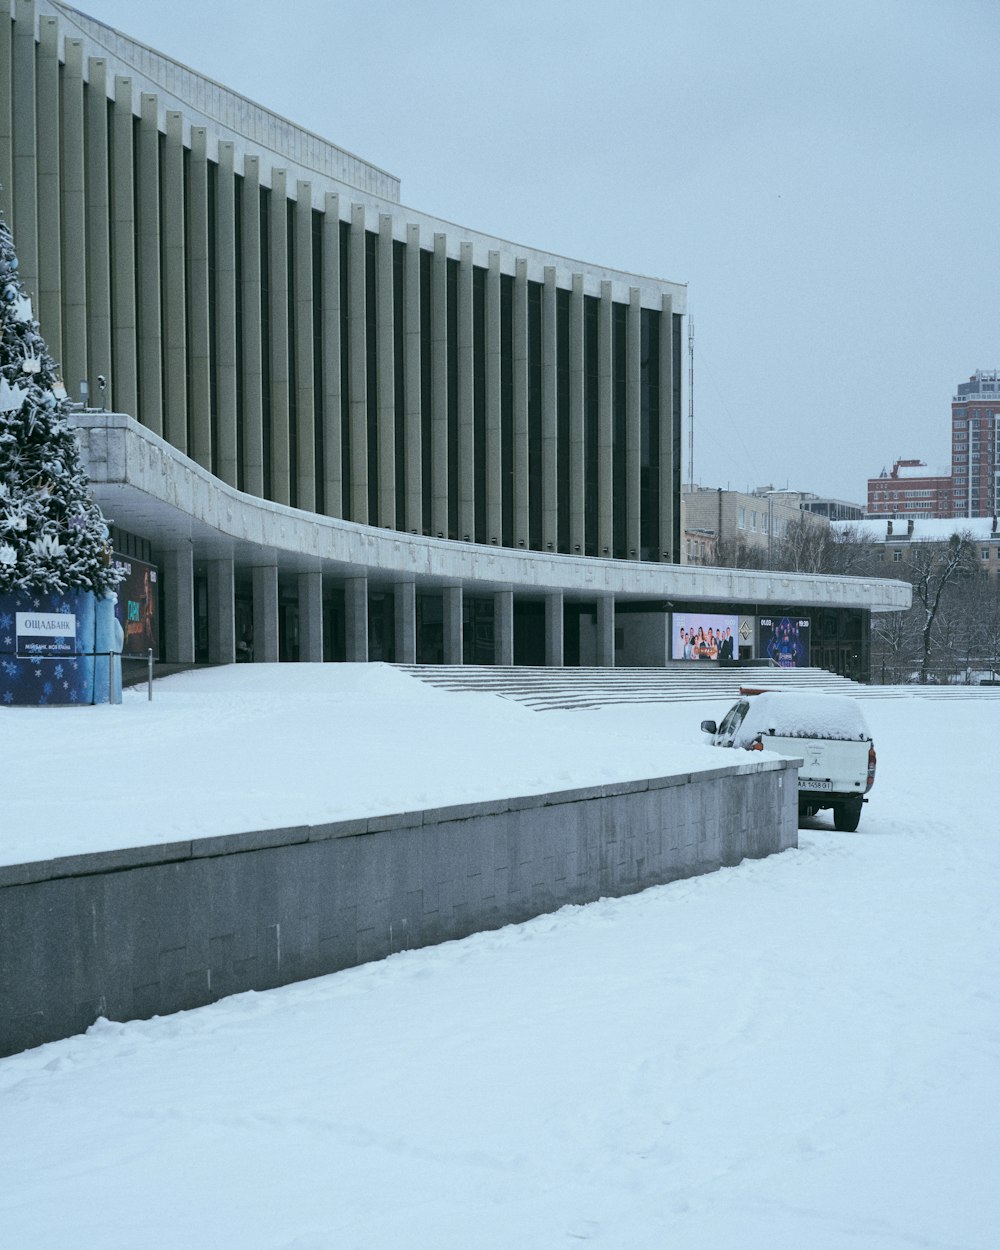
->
[[75, 413, 912, 613]]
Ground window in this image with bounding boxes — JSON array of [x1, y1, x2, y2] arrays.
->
[[982, 549, 990, 560], [892, 549, 902, 562], [750, 510, 757, 531], [762, 513, 769, 534], [738, 507, 746, 529]]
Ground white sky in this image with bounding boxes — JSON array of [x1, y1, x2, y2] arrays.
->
[[68, 0, 1000, 504]]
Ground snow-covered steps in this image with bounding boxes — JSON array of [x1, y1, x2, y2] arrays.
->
[[393, 664, 865, 711]]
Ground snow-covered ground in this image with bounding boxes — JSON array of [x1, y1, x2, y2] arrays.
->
[[0, 663, 731, 866], [1, 668, 998, 1248]]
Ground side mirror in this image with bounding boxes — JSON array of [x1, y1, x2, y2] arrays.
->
[[700, 719, 717, 734]]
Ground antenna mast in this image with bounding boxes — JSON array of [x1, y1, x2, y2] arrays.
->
[[687, 316, 694, 493]]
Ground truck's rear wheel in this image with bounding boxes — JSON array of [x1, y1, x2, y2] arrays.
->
[[833, 796, 863, 832]]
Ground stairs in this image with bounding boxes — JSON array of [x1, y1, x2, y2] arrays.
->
[[394, 663, 866, 712]]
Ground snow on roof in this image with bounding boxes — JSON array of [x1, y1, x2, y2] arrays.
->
[[834, 517, 999, 542], [732, 691, 871, 745]]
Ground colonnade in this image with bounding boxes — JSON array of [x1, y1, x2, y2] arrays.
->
[[156, 543, 617, 669]]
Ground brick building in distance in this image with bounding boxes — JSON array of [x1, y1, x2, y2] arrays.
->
[[867, 371, 1000, 521], [867, 459, 953, 520], [951, 370, 1000, 518]]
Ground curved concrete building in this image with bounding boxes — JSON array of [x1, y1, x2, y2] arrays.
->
[[0, 0, 909, 673]]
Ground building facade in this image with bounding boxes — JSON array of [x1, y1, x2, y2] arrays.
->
[[867, 459, 954, 520], [0, 0, 909, 674], [682, 486, 827, 566], [951, 371, 1000, 519]]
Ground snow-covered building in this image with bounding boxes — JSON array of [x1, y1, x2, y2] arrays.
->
[[839, 515, 1000, 582], [0, 0, 909, 675]]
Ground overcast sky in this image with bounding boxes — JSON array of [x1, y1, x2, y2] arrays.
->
[[73, 0, 999, 504]]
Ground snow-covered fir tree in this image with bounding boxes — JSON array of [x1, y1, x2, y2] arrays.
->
[[0, 214, 120, 596]]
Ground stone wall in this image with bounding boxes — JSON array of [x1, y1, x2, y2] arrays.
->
[[0, 759, 798, 1057]]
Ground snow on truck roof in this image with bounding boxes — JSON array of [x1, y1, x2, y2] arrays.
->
[[733, 691, 871, 746]]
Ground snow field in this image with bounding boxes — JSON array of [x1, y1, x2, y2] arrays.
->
[[0, 669, 998, 1248]]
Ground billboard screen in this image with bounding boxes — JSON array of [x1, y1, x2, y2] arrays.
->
[[671, 612, 739, 661], [112, 553, 159, 657], [759, 616, 810, 668]]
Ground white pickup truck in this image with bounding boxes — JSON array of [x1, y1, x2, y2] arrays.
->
[[701, 690, 877, 831]]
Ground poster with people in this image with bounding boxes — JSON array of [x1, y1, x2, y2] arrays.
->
[[759, 616, 810, 668], [671, 612, 739, 661]]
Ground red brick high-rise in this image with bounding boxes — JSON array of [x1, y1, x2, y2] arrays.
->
[[867, 371, 1000, 519], [951, 370, 1000, 518]]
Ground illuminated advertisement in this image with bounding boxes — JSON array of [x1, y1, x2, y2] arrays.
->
[[759, 616, 810, 668], [671, 612, 739, 661], [112, 553, 159, 657]]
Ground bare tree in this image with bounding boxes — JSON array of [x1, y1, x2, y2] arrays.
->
[[902, 532, 981, 683], [870, 610, 919, 684]]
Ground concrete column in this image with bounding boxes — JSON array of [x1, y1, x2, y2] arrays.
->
[[321, 192, 343, 516], [545, 592, 564, 667], [394, 580, 416, 664], [163, 111, 187, 452], [215, 142, 238, 488], [443, 585, 463, 665], [61, 37, 88, 402], [111, 76, 138, 419], [252, 565, 280, 664], [377, 211, 396, 528], [626, 287, 642, 559], [207, 558, 236, 666], [344, 576, 369, 662], [513, 257, 529, 548], [12, 0, 38, 301], [349, 202, 368, 524], [569, 274, 585, 554], [298, 571, 324, 662], [188, 127, 212, 471], [658, 294, 676, 562], [295, 182, 316, 512], [542, 266, 558, 551], [494, 589, 514, 666], [403, 222, 422, 533], [486, 250, 502, 544], [597, 596, 615, 668], [240, 156, 264, 496], [597, 280, 614, 557], [458, 240, 474, 542], [162, 544, 195, 664], [137, 93, 163, 435], [36, 16, 61, 362], [85, 57, 112, 412], [0, 11, 12, 222], [269, 168, 291, 506], [431, 232, 448, 537]]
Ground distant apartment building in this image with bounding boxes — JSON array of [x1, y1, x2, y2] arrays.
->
[[867, 459, 953, 520], [867, 371, 1000, 521], [682, 486, 828, 566], [951, 370, 1000, 518], [839, 516, 1000, 582]]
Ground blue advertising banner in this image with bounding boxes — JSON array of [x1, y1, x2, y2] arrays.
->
[[1, 588, 94, 705], [760, 616, 811, 668]]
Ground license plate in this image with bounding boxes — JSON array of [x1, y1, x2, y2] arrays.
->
[[799, 779, 833, 791]]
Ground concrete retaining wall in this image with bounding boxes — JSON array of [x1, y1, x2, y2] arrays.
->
[[0, 759, 798, 1057]]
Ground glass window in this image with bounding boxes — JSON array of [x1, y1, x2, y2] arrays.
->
[[738, 507, 745, 529], [750, 510, 757, 531]]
